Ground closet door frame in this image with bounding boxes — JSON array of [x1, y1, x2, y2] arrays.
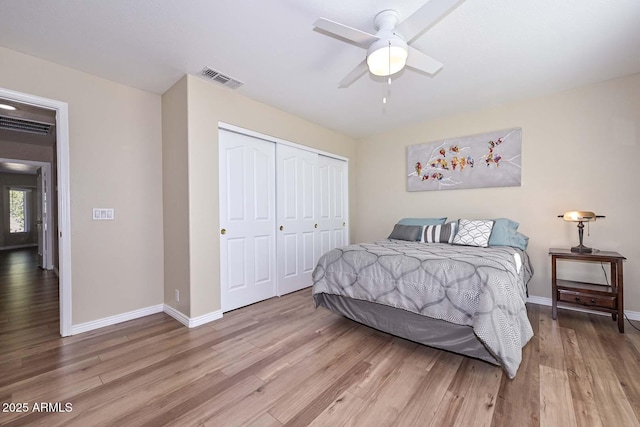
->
[[218, 122, 349, 304]]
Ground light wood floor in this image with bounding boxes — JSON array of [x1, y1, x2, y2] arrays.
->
[[2, 249, 640, 426]]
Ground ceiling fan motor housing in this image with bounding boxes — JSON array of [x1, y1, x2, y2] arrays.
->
[[367, 10, 408, 76]]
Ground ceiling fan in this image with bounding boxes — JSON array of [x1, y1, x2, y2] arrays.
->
[[313, 0, 465, 88]]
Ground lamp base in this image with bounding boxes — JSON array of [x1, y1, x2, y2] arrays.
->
[[571, 244, 593, 253]]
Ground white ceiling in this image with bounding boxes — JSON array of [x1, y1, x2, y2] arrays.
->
[[1, 0, 639, 139]]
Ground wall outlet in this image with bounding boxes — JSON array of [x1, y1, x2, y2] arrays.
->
[[175, 289, 179, 302]]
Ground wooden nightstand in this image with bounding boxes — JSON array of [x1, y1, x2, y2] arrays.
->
[[549, 248, 626, 332]]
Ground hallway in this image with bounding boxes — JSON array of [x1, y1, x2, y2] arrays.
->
[[0, 247, 59, 354]]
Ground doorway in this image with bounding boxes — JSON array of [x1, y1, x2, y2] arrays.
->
[[0, 159, 53, 268], [0, 87, 72, 336]]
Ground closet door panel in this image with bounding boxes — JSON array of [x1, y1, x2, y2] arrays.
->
[[318, 155, 348, 254], [277, 144, 318, 295], [220, 130, 276, 312]]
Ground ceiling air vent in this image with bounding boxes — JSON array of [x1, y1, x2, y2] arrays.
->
[[0, 115, 52, 135], [201, 67, 244, 89]]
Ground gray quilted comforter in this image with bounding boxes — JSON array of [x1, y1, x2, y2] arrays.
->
[[312, 240, 534, 378]]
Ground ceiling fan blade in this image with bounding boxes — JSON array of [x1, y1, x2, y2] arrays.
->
[[397, 0, 465, 43], [405, 46, 443, 75], [314, 18, 378, 48], [338, 60, 369, 88]]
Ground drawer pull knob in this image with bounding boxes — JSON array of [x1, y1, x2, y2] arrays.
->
[[575, 297, 580, 301], [591, 298, 596, 303]]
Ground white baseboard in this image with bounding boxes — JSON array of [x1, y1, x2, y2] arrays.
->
[[71, 304, 164, 335], [527, 296, 640, 321], [163, 304, 223, 328], [162, 304, 190, 327]]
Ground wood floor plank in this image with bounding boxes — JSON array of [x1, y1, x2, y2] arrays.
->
[[246, 411, 283, 427], [539, 306, 567, 370], [306, 391, 365, 427], [266, 334, 387, 424], [346, 345, 449, 426], [591, 314, 640, 421], [451, 359, 502, 427], [347, 336, 418, 399], [540, 365, 577, 427], [560, 309, 640, 427], [393, 351, 464, 426], [560, 327, 603, 427], [277, 361, 371, 427], [491, 303, 541, 427]]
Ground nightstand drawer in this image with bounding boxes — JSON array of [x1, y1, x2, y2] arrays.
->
[[558, 290, 616, 309]]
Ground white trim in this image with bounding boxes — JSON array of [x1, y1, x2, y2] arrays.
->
[[70, 304, 164, 335], [53, 266, 59, 277], [0, 87, 73, 337], [0, 243, 38, 251], [526, 296, 553, 307], [527, 295, 640, 321], [163, 304, 223, 328], [218, 122, 350, 162], [162, 304, 190, 327], [344, 161, 350, 246], [188, 310, 223, 327]]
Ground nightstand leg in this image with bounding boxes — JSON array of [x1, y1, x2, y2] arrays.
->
[[616, 260, 624, 333], [551, 255, 558, 320]]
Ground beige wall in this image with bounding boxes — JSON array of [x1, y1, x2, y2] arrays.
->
[[162, 77, 191, 315], [169, 75, 358, 317], [355, 73, 640, 310], [0, 47, 164, 324]]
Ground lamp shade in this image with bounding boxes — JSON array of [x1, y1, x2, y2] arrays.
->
[[367, 38, 408, 77], [562, 211, 597, 222]]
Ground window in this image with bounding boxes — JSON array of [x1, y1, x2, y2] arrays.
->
[[9, 188, 30, 233]]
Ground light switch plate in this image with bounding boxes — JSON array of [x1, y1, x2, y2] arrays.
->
[[93, 208, 115, 220]]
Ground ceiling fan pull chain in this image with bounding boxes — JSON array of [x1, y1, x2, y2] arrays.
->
[[383, 40, 391, 105]]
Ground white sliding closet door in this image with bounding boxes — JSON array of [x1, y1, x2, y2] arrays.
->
[[219, 130, 276, 312], [318, 155, 348, 256], [276, 144, 319, 295]]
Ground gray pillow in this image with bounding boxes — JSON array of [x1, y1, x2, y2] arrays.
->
[[422, 222, 457, 243], [398, 218, 447, 241], [388, 224, 422, 241]]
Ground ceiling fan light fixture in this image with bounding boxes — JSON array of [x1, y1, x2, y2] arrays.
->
[[366, 38, 408, 77], [0, 103, 17, 111]]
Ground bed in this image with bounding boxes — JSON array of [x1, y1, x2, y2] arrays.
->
[[312, 237, 534, 378]]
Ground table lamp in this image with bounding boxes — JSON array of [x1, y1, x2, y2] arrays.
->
[[558, 211, 605, 253]]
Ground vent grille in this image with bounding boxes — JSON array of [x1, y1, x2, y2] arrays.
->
[[201, 67, 243, 89], [0, 115, 52, 135]]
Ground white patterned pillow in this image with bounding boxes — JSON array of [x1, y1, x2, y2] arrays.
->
[[422, 222, 457, 243], [452, 219, 495, 247]]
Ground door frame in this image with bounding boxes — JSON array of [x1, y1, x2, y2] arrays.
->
[[0, 87, 72, 337], [0, 158, 53, 269]]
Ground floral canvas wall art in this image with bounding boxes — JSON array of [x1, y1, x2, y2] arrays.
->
[[407, 128, 522, 192]]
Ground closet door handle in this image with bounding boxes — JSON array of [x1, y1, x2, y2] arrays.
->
[[343, 222, 346, 227], [220, 229, 226, 235], [279, 225, 284, 231], [314, 224, 318, 229]]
